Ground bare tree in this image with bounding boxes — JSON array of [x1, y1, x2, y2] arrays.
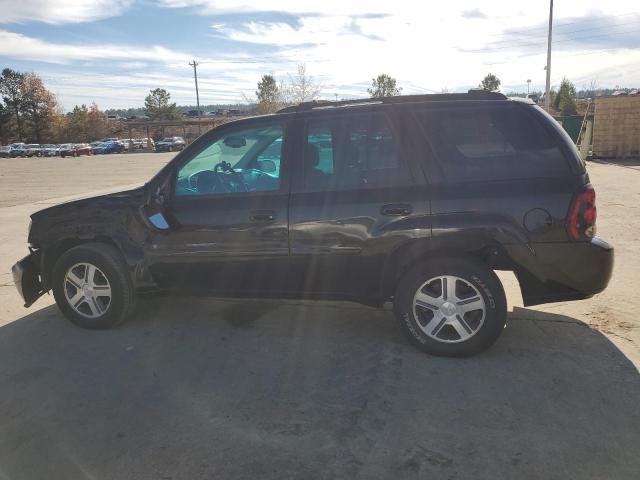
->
[[288, 64, 321, 103]]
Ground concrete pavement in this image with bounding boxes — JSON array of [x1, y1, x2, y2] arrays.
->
[[0, 154, 638, 479]]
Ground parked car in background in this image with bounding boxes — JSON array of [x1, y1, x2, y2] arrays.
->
[[0, 145, 11, 157], [9, 144, 27, 157], [138, 138, 154, 149], [92, 142, 125, 154], [42, 144, 60, 157], [128, 138, 154, 150], [59, 144, 91, 157], [155, 136, 185, 152], [23, 144, 42, 157], [58, 144, 74, 157]]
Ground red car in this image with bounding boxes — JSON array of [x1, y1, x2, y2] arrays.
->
[[60, 143, 92, 157]]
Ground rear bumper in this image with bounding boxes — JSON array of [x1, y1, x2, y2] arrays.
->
[[512, 237, 614, 306], [11, 250, 46, 308]]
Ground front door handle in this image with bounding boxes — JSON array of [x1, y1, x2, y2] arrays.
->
[[250, 210, 276, 222], [381, 204, 412, 216]]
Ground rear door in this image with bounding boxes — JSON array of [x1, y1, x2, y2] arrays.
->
[[287, 107, 431, 302]]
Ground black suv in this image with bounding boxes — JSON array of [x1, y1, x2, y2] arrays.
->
[[12, 92, 613, 356]]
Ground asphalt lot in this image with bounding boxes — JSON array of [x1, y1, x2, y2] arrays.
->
[[0, 153, 639, 479]]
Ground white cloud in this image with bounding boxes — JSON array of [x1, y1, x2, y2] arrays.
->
[[2, 0, 640, 108], [0, 30, 189, 63], [0, 0, 133, 24], [194, 0, 640, 95]]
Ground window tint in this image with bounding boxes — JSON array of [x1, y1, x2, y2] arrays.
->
[[417, 104, 569, 181], [303, 112, 408, 192], [175, 124, 283, 197]]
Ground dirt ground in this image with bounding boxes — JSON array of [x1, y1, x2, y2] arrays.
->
[[0, 153, 638, 479]]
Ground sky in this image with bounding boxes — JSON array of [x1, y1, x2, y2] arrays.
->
[[0, 0, 639, 110]]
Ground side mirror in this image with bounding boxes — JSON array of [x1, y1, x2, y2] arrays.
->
[[224, 136, 247, 148], [258, 159, 277, 173]]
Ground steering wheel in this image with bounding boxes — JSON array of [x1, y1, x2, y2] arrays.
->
[[189, 167, 248, 194]]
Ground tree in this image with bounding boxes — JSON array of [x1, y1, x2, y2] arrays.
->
[[21, 73, 58, 143], [0, 68, 26, 141], [144, 88, 180, 120], [87, 102, 107, 140], [367, 74, 402, 98], [288, 64, 321, 103], [554, 78, 577, 115], [255, 74, 280, 114], [479, 73, 501, 92], [0, 102, 12, 144], [66, 104, 90, 142]]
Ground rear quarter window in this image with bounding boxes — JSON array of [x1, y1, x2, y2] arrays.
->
[[416, 104, 571, 182]]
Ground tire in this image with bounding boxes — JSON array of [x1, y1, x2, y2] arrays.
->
[[168, 146, 173, 152], [394, 257, 507, 357], [52, 243, 136, 329]]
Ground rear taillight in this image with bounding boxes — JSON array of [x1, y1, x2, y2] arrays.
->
[[567, 186, 597, 240]]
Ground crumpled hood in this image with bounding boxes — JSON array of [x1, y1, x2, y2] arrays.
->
[[30, 184, 145, 222]]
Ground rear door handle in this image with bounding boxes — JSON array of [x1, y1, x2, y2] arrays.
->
[[250, 210, 276, 222], [381, 204, 413, 216]]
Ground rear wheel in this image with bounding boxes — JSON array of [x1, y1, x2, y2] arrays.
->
[[52, 243, 136, 329], [394, 258, 507, 357]]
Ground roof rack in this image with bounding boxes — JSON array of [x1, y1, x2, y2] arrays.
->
[[278, 89, 507, 113]]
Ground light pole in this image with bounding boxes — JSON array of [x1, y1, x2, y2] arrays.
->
[[527, 79, 531, 95], [189, 59, 202, 134], [545, 0, 553, 111]]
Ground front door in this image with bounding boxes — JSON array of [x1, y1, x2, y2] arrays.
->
[[146, 119, 292, 296]]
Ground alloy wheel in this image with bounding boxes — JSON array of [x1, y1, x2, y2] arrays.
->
[[412, 275, 486, 343], [63, 263, 112, 318]]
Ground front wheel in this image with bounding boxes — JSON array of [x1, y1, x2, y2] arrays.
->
[[394, 258, 507, 357], [52, 243, 136, 329]]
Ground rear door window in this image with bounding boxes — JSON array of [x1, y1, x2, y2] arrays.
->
[[415, 104, 570, 182], [302, 111, 410, 192]]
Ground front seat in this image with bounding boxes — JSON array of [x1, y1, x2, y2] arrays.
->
[[304, 143, 329, 190]]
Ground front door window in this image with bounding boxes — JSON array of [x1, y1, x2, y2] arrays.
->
[[175, 124, 284, 197]]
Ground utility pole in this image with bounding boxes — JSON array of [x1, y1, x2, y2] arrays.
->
[[527, 79, 531, 95], [545, 0, 553, 111], [334, 93, 338, 102], [189, 59, 202, 134]]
